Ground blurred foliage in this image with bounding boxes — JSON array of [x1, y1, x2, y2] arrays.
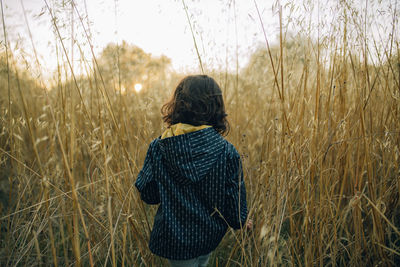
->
[[97, 41, 171, 94], [242, 34, 310, 94]]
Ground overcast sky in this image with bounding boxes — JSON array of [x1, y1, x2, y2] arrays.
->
[[1, 0, 397, 82], [2, 0, 281, 77]]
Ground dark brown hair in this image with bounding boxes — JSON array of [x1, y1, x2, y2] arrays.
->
[[161, 75, 229, 135]]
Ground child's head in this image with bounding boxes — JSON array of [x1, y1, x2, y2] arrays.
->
[[162, 75, 229, 135]]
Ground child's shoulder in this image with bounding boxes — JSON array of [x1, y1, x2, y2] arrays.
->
[[224, 140, 240, 159], [144, 138, 161, 154]]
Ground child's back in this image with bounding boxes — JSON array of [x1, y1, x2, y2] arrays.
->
[[135, 75, 248, 265]]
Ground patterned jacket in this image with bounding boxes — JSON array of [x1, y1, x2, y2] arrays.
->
[[135, 127, 248, 260]]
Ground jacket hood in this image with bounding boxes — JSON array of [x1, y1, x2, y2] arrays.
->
[[157, 127, 226, 185]]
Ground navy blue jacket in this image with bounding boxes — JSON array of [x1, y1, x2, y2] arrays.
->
[[135, 127, 247, 260]]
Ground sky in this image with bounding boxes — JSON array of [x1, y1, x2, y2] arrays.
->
[[1, 0, 281, 79], [1, 0, 398, 83]]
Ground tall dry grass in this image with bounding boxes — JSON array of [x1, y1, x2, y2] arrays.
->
[[0, 0, 399, 266]]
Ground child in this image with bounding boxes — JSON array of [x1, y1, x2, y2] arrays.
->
[[135, 75, 248, 267]]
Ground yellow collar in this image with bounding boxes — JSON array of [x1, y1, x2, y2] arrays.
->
[[161, 123, 211, 139]]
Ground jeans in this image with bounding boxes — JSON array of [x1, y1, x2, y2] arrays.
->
[[168, 253, 211, 267]]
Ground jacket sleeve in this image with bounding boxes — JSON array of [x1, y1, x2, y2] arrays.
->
[[222, 150, 248, 229], [135, 141, 160, 205]]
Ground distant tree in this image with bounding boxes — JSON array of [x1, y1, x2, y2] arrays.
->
[[243, 34, 310, 87], [97, 41, 171, 94], [0, 52, 43, 116]]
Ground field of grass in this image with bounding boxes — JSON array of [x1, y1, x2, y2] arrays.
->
[[0, 0, 399, 266]]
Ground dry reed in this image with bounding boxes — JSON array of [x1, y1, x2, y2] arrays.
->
[[0, 0, 399, 266]]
